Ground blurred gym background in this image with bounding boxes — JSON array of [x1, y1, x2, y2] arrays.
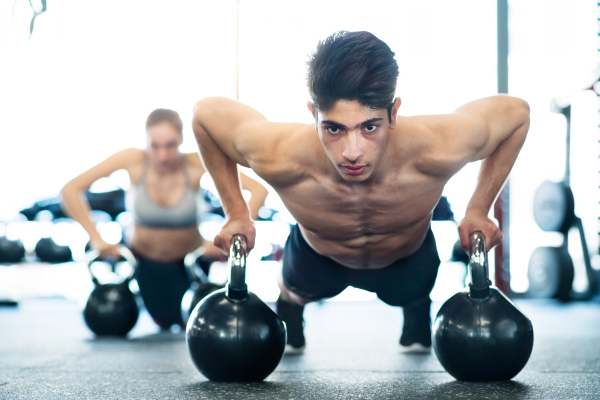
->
[[0, 0, 598, 310]]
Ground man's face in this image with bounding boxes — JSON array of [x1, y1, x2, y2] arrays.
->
[[310, 99, 399, 183]]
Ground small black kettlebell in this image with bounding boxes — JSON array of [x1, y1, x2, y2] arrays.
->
[[181, 247, 225, 323], [83, 247, 139, 336], [186, 234, 286, 382], [432, 232, 534, 381]]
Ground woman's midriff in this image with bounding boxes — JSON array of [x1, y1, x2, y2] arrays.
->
[[129, 225, 203, 262]]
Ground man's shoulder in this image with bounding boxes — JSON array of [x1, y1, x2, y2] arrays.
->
[[248, 122, 325, 185], [392, 115, 467, 178]]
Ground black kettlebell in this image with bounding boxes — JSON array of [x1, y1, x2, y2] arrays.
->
[[186, 234, 286, 382], [0, 237, 25, 263], [83, 247, 139, 336], [432, 232, 534, 381], [181, 247, 225, 323], [35, 237, 73, 263]]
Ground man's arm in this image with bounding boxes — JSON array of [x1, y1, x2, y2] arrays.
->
[[192, 97, 270, 252], [458, 95, 530, 250], [415, 95, 530, 249]]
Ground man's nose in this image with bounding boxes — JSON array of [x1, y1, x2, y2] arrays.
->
[[342, 132, 363, 162]]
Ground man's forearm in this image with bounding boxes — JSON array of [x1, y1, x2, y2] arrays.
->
[[193, 116, 250, 219], [467, 116, 529, 215]]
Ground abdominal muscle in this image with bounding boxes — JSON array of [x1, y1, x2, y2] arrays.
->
[[129, 225, 203, 262], [298, 215, 432, 270]]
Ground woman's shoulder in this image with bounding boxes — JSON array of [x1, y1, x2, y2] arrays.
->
[[183, 152, 205, 186], [112, 148, 145, 183], [183, 152, 204, 170], [113, 148, 145, 166]]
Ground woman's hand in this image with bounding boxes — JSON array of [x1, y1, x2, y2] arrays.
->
[[91, 239, 122, 259], [201, 241, 228, 261]]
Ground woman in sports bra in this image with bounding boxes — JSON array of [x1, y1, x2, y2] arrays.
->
[[61, 109, 268, 330]]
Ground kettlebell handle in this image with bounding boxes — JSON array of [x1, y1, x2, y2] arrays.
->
[[469, 231, 491, 299], [184, 247, 209, 283], [86, 247, 138, 285], [227, 234, 249, 300]]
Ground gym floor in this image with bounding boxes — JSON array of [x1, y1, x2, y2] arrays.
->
[[1, 297, 599, 400]]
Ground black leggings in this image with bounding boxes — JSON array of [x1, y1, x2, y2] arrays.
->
[[132, 251, 191, 329], [282, 225, 441, 307]]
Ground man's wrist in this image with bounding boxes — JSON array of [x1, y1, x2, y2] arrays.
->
[[465, 203, 491, 216], [225, 206, 251, 220]]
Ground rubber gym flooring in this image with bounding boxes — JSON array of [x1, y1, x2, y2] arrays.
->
[[0, 297, 599, 400]]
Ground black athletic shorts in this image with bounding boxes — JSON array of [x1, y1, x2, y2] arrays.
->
[[282, 224, 441, 307]]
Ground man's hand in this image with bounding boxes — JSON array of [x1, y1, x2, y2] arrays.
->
[[457, 211, 503, 253], [212, 216, 256, 255]]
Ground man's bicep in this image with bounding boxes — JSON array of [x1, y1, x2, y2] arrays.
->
[[193, 97, 268, 167], [447, 112, 493, 161], [454, 95, 530, 160], [414, 113, 490, 163]]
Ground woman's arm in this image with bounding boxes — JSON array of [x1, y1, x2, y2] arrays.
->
[[239, 172, 269, 221], [61, 148, 140, 257]]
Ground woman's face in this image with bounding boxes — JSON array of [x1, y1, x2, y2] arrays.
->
[[146, 121, 182, 171]]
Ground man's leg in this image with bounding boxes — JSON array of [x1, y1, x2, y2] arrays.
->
[[277, 274, 313, 353], [277, 224, 348, 353], [399, 297, 433, 353], [350, 228, 441, 353]]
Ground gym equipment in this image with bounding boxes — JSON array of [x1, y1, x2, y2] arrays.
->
[[0, 237, 25, 263], [201, 188, 224, 217], [181, 247, 224, 323], [20, 189, 126, 221], [186, 235, 286, 382], [432, 232, 534, 381], [533, 181, 575, 233], [527, 246, 574, 301], [528, 102, 599, 300], [450, 240, 469, 265], [83, 247, 139, 336], [432, 196, 455, 222], [34, 237, 73, 263]]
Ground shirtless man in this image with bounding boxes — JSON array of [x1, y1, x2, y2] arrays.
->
[[192, 31, 530, 353]]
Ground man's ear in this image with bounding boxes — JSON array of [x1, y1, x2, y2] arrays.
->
[[307, 102, 318, 131], [389, 97, 401, 130]]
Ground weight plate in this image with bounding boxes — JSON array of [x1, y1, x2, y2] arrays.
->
[[527, 246, 574, 300], [533, 181, 575, 232]]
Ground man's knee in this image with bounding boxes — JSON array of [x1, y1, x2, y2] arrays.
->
[[277, 273, 315, 306]]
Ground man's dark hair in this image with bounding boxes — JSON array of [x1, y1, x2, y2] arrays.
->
[[145, 108, 183, 135], [307, 31, 399, 121]]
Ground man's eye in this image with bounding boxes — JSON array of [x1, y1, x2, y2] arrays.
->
[[365, 125, 377, 132], [328, 127, 340, 134]]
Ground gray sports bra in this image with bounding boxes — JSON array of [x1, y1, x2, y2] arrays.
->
[[130, 156, 199, 229]]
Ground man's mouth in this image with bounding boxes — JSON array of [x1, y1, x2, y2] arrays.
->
[[342, 165, 366, 175]]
